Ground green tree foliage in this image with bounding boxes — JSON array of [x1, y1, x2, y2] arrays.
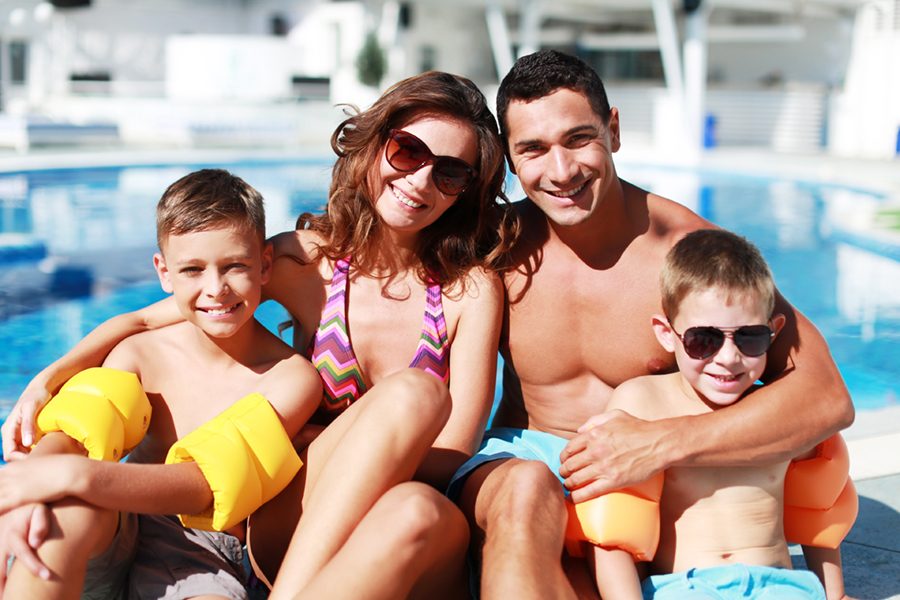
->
[[356, 32, 386, 88]]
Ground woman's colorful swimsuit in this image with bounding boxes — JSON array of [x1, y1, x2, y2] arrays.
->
[[308, 258, 450, 413]]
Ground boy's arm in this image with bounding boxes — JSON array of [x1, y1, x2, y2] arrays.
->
[[0, 453, 213, 517], [2, 297, 182, 460], [561, 296, 853, 497], [592, 546, 644, 600], [802, 546, 849, 600]]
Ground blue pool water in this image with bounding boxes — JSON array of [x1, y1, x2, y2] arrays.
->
[[0, 159, 898, 415]]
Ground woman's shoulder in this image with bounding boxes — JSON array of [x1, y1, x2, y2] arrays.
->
[[269, 229, 327, 264], [443, 266, 503, 307]]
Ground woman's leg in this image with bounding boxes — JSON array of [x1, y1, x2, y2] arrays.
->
[[286, 482, 469, 600], [248, 369, 451, 589]]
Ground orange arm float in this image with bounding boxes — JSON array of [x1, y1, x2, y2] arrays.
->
[[784, 433, 858, 549], [564, 471, 665, 561]]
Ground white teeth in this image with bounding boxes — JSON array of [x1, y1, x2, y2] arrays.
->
[[392, 187, 424, 208], [204, 305, 236, 315], [548, 182, 586, 198]]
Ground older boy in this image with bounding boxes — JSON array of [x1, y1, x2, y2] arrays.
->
[[589, 229, 850, 600], [0, 169, 321, 599], [453, 50, 853, 597]]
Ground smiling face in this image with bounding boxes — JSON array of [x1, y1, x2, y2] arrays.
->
[[371, 116, 479, 241], [654, 286, 783, 409], [154, 225, 271, 339], [505, 88, 620, 228]]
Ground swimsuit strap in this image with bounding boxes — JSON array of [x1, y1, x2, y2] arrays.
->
[[309, 258, 451, 414], [310, 257, 367, 411], [410, 279, 450, 383]]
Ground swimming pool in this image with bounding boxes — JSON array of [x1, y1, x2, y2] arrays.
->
[[0, 159, 897, 416]]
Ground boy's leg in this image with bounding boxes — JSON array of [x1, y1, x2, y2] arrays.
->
[[282, 482, 469, 600], [127, 514, 247, 600], [458, 458, 578, 600], [248, 369, 451, 589], [5, 499, 120, 600]]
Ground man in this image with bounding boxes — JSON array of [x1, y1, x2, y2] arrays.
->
[[452, 50, 853, 599]]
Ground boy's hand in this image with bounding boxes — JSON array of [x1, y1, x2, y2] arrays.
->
[[0, 503, 51, 592], [559, 410, 667, 502], [2, 383, 52, 461], [0, 455, 84, 513]]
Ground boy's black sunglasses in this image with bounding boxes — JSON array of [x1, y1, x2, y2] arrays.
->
[[671, 324, 774, 359], [385, 129, 478, 196]]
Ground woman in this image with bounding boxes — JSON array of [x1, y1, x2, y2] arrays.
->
[[4, 71, 517, 598]]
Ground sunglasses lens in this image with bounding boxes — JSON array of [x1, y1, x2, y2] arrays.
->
[[733, 325, 773, 357], [681, 327, 725, 359], [386, 130, 476, 196], [432, 159, 475, 195], [387, 131, 430, 171]]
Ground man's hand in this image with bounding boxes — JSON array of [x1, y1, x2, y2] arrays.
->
[[2, 384, 52, 461], [558, 410, 668, 502], [0, 503, 51, 593], [0, 455, 84, 514]]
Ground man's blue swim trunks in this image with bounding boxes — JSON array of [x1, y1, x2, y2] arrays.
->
[[447, 427, 569, 499], [641, 564, 826, 599]]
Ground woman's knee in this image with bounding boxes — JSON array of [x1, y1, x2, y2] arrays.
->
[[377, 482, 468, 554], [372, 369, 451, 431]]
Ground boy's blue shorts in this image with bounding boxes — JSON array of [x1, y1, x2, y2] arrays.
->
[[642, 564, 826, 599], [447, 427, 569, 499]]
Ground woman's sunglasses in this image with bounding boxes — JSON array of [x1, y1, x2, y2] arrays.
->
[[385, 129, 478, 196], [671, 324, 774, 359]]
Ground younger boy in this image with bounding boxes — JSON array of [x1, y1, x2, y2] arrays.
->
[[588, 229, 850, 600], [0, 169, 321, 599]]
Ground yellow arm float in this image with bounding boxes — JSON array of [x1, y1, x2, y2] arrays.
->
[[165, 393, 303, 532], [34, 367, 152, 461], [783, 433, 858, 549], [564, 471, 665, 562]]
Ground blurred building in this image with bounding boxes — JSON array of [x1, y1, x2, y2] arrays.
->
[[0, 0, 896, 159]]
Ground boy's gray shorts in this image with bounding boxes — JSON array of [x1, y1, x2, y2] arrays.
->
[[83, 513, 248, 600]]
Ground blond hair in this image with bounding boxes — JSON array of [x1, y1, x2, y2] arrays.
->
[[660, 229, 775, 320]]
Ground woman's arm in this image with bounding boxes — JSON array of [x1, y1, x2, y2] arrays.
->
[[1, 297, 182, 460], [417, 269, 504, 489]]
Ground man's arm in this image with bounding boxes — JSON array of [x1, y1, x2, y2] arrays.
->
[[561, 298, 853, 498]]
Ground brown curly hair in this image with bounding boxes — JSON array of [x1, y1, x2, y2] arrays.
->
[[297, 71, 519, 287]]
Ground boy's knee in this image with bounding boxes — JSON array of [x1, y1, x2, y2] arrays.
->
[[47, 499, 118, 557]]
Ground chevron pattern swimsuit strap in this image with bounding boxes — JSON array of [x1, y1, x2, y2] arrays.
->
[[310, 258, 367, 412], [410, 280, 450, 383], [309, 258, 452, 414]]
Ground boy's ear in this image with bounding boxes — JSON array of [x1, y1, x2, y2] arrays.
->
[[770, 312, 787, 338], [260, 241, 274, 285], [153, 252, 174, 294], [652, 313, 677, 352]]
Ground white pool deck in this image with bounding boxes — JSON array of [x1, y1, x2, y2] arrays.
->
[[1, 141, 899, 598]]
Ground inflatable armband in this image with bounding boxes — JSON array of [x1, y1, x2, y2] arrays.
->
[[165, 393, 302, 532], [35, 367, 152, 461], [565, 471, 664, 561], [784, 433, 857, 549]]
